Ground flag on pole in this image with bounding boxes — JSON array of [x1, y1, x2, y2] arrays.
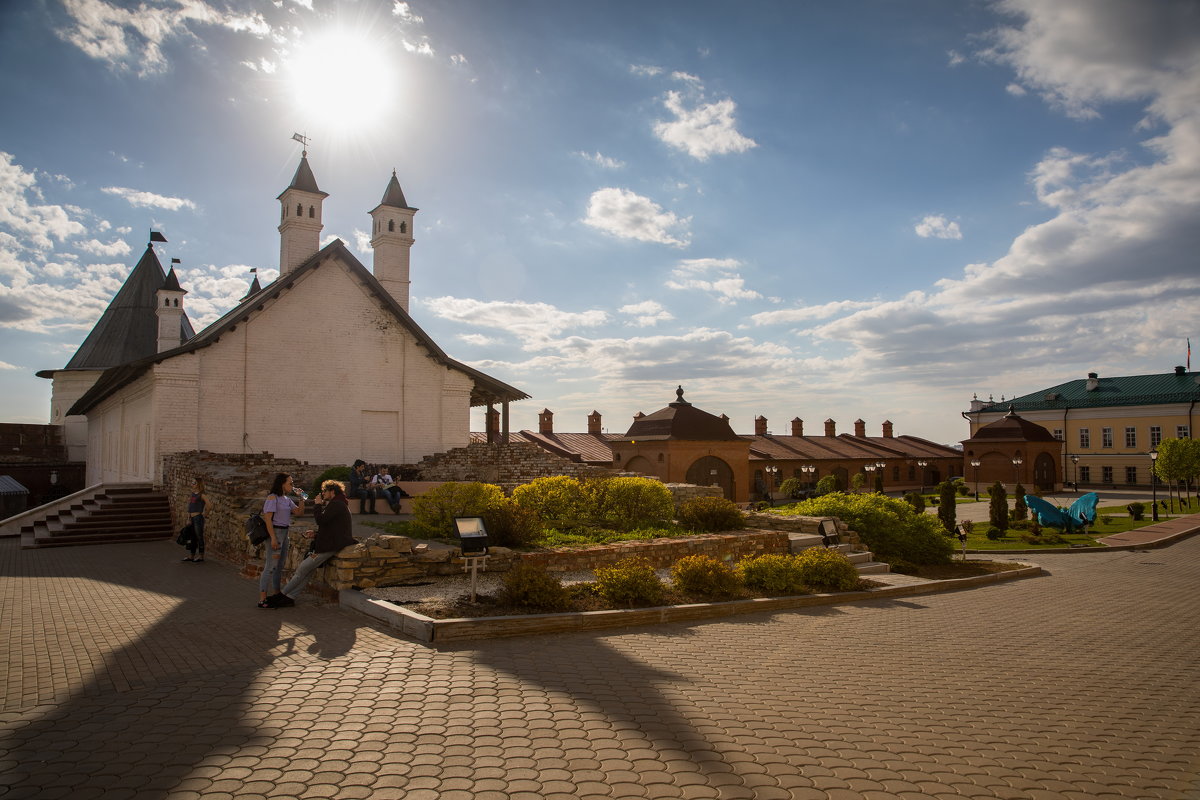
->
[[1189, 337, 1192, 370]]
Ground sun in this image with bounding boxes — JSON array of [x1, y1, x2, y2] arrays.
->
[[285, 29, 396, 129]]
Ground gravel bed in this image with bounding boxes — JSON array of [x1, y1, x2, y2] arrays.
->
[[363, 567, 675, 604]]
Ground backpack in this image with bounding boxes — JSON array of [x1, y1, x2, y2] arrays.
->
[[244, 513, 270, 545]]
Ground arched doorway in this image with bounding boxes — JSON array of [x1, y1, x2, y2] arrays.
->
[[1033, 452, 1055, 491], [624, 455, 656, 478], [686, 456, 735, 501], [832, 467, 848, 491]]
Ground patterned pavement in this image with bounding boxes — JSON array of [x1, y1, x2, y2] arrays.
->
[[1, 534, 1198, 799]]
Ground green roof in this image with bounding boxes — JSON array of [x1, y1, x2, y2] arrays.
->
[[977, 370, 1200, 413]]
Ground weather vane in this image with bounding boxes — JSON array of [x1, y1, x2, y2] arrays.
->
[[291, 132, 311, 157]]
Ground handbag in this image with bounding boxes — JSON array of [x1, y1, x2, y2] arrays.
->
[[176, 522, 196, 547], [245, 513, 270, 545]]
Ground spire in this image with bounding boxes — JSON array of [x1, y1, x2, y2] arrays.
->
[[285, 154, 325, 195], [278, 151, 328, 275], [379, 169, 413, 209], [161, 267, 186, 293], [240, 273, 262, 301]]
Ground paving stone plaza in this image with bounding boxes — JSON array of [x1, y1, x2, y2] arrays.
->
[[2, 532, 1198, 800]]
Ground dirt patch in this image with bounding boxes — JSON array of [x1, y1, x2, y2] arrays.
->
[[909, 560, 1027, 580]]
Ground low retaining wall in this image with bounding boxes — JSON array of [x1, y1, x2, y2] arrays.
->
[[519, 530, 791, 573]]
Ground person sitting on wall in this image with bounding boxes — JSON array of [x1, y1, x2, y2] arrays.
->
[[370, 465, 407, 513], [348, 459, 376, 514], [263, 480, 356, 608]]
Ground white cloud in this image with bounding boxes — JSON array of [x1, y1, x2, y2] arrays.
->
[[0, 360, 21, 370], [1005, 82, 1027, 97], [403, 39, 434, 57], [914, 214, 963, 240], [392, 2, 423, 22], [353, 229, 371, 254], [947, 50, 966, 67], [458, 333, 494, 346], [101, 186, 197, 211], [56, 0, 272, 76], [618, 300, 674, 327], [630, 64, 662, 77], [76, 238, 132, 257], [583, 188, 691, 247], [422, 296, 608, 346], [750, 300, 880, 326], [451, 53, 467, 66], [653, 90, 757, 161], [576, 151, 625, 169], [0, 152, 86, 250], [665, 257, 762, 304], [671, 71, 702, 84]]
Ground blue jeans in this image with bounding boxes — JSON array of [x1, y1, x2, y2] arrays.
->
[[260, 527, 289, 594], [281, 550, 339, 599], [188, 515, 205, 555]]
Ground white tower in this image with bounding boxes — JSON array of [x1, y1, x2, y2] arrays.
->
[[277, 152, 328, 276], [369, 170, 417, 313], [155, 267, 187, 353]]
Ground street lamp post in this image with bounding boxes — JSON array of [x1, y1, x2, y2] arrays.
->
[[1150, 447, 1159, 522], [1011, 455, 1024, 486], [917, 460, 929, 495], [970, 458, 981, 502], [1071, 455, 1079, 492], [875, 461, 886, 492], [801, 464, 815, 490], [863, 463, 876, 493]]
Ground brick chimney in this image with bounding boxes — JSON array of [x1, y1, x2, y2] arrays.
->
[[755, 415, 768, 436], [824, 418, 836, 437], [485, 407, 500, 442], [854, 419, 866, 437], [882, 420, 894, 438], [539, 408, 553, 434], [791, 418, 803, 437], [588, 410, 602, 435]]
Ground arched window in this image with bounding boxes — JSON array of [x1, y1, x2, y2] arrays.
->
[[399, 221, 407, 233], [388, 219, 394, 232], [296, 203, 303, 216], [163, 298, 169, 307], [173, 298, 179, 307], [308, 205, 315, 218]]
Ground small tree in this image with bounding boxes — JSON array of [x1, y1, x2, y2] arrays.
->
[[779, 477, 805, 499], [1012, 482, 1028, 521], [873, 471, 884, 493], [815, 475, 838, 495], [989, 481, 1009, 532], [904, 492, 926, 513], [850, 472, 866, 493], [937, 480, 957, 534]]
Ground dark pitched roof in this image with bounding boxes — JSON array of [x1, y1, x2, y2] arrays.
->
[[58, 245, 195, 372], [963, 408, 1058, 443], [240, 275, 261, 300], [744, 432, 959, 462], [617, 390, 741, 441], [975, 370, 1200, 412], [518, 431, 620, 465], [68, 239, 528, 416], [378, 170, 415, 210], [277, 155, 328, 198], [161, 268, 185, 292]]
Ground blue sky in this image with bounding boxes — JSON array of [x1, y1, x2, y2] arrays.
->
[[1, 0, 1197, 445]]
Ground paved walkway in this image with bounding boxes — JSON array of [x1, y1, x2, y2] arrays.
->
[[2, 535, 1199, 799]]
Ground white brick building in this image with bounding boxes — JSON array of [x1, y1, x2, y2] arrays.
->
[[41, 153, 528, 484]]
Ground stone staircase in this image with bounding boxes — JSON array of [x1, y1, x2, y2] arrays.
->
[[20, 485, 173, 549], [787, 532, 891, 574]]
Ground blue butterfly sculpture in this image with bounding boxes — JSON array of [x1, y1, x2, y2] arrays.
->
[[1024, 492, 1100, 532]]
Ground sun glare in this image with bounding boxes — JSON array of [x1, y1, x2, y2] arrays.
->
[[286, 29, 395, 129]]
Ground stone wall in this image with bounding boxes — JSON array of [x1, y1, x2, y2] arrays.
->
[[663, 483, 724, 506], [415, 441, 620, 490], [744, 511, 861, 547]]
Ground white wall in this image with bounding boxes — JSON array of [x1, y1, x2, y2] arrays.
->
[[49, 369, 102, 462]]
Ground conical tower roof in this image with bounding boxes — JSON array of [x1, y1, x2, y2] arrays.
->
[[63, 244, 195, 370], [277, 154, 329, 198], [378, 170, 415, 210], [240, 274, 262, 301], [161, 267, 186, 293]]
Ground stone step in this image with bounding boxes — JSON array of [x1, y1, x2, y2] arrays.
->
[[21, 486, 173, 549], [785, 533, 890, 575], [855, 561, 892, 575]]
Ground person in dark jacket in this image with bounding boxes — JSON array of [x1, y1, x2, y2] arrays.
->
[[264, 480, 356, 608], [348, 459, 376, 514]]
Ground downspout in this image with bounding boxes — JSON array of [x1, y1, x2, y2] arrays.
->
[[1062, 406, 1070, 489]]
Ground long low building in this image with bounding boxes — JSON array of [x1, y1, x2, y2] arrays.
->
[[473, 387, 962, 502]]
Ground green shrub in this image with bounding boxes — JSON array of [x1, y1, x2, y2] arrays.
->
[[989, 482, 1009, 532], [499, 563, 572, 611], [1013, 484, 1028, 521], [1099, 515, 1113, 526], [587, 476, 674, 531], [511, 476, 589, 528], [937, 481, 957, 534], [1126, 502, 1145, 521], [771, 492, 953, 565], [986, 527, 1003, 541], [815, 475, 839, 495], [481, 498, 542, 548], [779, 477, 806, 499], [793, 547, 859, 592], [957, 484, 969, 496], [412, 481, 506, 537], [670, 555, 742, 600], [1010, 520, 1032, 531], [311, 466, 351, 497], [737, 554, 807, 594], [888, 558, 920, 574], [903, 492, 926, 513], [593, 557, 665, 607], [677, 496, 746, 533]]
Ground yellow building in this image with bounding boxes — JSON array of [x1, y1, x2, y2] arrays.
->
[[964, 367, 1199, 489]]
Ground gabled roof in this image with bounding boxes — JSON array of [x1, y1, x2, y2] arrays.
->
[[55, 244, 195, 372], [975, 369, 1200, 413], [745, 433, 960, 462], [68, 239, 528, 416]]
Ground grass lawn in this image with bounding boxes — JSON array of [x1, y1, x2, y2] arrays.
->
[[962, 510, 1165, 549]]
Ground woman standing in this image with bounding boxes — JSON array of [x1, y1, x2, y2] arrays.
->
[[182, 478, 208, 562], [259, 473, 305, 609], [265, 480, 356, 608]]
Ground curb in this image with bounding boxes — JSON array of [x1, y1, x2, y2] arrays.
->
[[340, 562, 1044, 643], [965, 521, 1200, 555]]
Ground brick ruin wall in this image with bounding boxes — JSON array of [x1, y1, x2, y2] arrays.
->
[[413, 442, 621, 490]]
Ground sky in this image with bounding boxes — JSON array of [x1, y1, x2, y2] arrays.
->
[[0, 0, 1197, 447]]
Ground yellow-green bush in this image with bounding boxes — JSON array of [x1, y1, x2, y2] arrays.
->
[[481, 498, 542, 548], [593, 557, 665, 607], [670, 554, 742, 600], [587, 476, 674, 531], [793, 546, 859, 591], [677, 496, 746, 532], [736, 554, 807, 594], [512, 476, 589, 528], [412, 481, 506, 537], [499, 563, 572, 611]]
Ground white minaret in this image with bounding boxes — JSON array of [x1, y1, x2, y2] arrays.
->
[[155, 267, 186, 353], [369, 170, 417, 313], [277, 151, 328, 276]]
